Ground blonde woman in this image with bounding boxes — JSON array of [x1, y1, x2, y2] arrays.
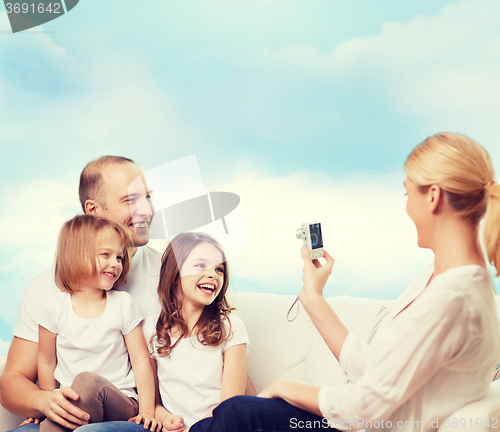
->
[[190, 132, 500, 432]]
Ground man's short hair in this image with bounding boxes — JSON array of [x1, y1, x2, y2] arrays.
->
[[79, 156, 134, 212]]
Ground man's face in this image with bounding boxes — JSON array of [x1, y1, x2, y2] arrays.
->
[[96, 163, 154, 248]]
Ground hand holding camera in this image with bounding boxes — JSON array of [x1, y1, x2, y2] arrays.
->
[[295, 222, 324, 260], [296, 222, 334, 299], [287, 222, 333, 320]]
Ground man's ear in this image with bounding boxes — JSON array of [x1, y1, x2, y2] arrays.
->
[[428, 185, 442, 213], [84, 200, 101, 215]]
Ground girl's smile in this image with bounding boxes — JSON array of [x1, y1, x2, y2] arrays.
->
[[198, 283, 217, 295], [93, 229, 124, 291], [179, 242, 225, 307]]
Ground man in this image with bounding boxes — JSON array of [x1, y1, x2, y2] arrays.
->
[[0, 156, 161, 431]]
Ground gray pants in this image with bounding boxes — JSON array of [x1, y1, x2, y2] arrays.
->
[[40, 372, 139, 432]]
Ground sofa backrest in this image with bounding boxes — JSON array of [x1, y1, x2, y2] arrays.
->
[[230, 292, 390, 392], [229, 292, 313, 393]]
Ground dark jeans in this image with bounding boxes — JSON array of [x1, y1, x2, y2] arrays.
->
[[191, 396, 338, 432]]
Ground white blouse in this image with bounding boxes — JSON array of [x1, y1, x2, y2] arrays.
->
[[318, 264, 500, 432]]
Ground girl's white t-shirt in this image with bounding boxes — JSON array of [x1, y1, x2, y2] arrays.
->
[[143, 314, 249, 427], [36, 290, 143, 398]]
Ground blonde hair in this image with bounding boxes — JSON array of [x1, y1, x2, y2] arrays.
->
[[405, 132, 500, 276], [55, 215, 132, 293]]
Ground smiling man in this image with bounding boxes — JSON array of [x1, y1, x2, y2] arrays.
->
[[0, 156, 162, 431], [79, 157, 161, 318], [81, 157, 153, 249]]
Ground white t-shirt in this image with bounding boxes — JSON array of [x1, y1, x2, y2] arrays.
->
[[15, 245, 161, 342], [319, 264, 500, 432], [36, 290, 143, 398], [143, 314, 250, 428]]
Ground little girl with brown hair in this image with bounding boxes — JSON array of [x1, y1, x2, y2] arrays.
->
[[143, 232, 249, 432]]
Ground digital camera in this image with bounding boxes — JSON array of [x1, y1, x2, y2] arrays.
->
[[296, 222, 324, 259]]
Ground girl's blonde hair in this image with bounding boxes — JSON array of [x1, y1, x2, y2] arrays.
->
[[55, 215, 132, 293], [405, 132, 500, 275]]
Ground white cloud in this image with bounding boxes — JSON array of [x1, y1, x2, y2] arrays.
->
[[0, 178, 80, 323], [244, 0, 500, 75], [0, 178, 79, 259], [230, 0, 500, 165]]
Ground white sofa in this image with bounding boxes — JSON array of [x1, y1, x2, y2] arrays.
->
[[0, 292, 499, 431]]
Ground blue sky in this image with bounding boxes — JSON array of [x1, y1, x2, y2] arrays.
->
[[1, 0, 500, 354]]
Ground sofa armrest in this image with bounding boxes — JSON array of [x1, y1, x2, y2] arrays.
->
[[438, 381, 500, 432], [0, 354, 28, 431]]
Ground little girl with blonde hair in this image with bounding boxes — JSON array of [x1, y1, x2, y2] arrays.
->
[[32, 215, 160, 432]]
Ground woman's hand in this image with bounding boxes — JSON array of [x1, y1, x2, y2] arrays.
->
[[128, 413, 163, 431], [162, 414, 185, 432], [299, 245, 335, 301], [257, 382, 279, 399], [259, 380, 322, 416]]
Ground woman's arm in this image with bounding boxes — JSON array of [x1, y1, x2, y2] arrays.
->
[[37, 325, 57, 391], [124, 324, 160, 430], [258, 380, 322, 416], [298, 246, 348, 361]]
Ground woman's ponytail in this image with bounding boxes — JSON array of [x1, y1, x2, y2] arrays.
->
[[483, 181, 500, 276]]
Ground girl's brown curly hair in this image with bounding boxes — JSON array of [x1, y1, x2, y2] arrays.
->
[[152, 232, 234, 357]]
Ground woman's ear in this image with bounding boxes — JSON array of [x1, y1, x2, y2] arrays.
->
[[428, 185, 442, 213]]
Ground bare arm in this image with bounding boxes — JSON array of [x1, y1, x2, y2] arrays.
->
[[199, 343, 247, 421], [37, 326, 57, 391], [0, 337, 89, 429], [258, 380, 322, 416], [249, 249, 339, 420], [124, 325, 161, 431], [0, 337, 43, 418], [298, 246, 348, 361], [220, 344, 247, 402]]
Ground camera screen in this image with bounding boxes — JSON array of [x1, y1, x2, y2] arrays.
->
[[309, 223, 323, 249]]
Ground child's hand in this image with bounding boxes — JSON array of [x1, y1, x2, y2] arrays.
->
[[128, 413, 162, 431], [163, 414, 185, 432], [20, 418, 41, 426]]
